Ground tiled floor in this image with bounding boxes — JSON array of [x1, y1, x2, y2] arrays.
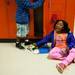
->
[[0, 43, 75, 75]]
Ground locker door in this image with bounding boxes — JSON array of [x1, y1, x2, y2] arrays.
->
[[6, 0, 16, 39], [34, 0, 43, 37], [7, 0, 35, 39], [28, 0, 35, 38], [66, 0, 75, 32], [43, 0, 66, 36], [0, 0, 9, 39]]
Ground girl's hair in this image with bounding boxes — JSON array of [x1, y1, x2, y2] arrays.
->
[[54, 20, 70, 33]]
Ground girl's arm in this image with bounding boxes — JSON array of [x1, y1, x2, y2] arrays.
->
[[67, 32, 75, 49], [35, 32, 53, 47]]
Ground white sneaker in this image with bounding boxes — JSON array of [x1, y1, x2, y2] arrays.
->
[[33, 49, 39, 54]]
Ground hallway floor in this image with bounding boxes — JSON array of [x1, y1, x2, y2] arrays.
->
[[0, 43, 75, 75]]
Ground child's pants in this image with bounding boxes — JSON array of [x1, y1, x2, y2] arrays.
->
[[48, 47, 75, 66]]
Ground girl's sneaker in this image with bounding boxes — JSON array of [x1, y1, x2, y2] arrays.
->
[[56, 63, 66, 73]]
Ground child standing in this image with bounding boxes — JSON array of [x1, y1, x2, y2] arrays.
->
[[16, 0, 44, 49], [31, 20, 75, 73]]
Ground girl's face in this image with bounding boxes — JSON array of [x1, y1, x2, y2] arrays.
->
[[55, 21, 64, 33]]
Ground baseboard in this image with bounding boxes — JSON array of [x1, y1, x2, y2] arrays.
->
[[0, 39, 16, 43], [0, 39, 41, 43]]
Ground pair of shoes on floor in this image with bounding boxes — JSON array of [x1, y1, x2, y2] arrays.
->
[[16, 42, 25, 49], [56, 63, 66, 73]]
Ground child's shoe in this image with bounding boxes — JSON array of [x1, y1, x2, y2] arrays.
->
[[74, 59, 75, 63], [73, 58, 75, 63], [27, 44, 35, 51], [24, 39, 31, 45], [27, 44, 39, 54], [27, 43, 37, 51], [32, 49, 39, 54], [56, 63, 66, 73], [16, 42, 25, 49]]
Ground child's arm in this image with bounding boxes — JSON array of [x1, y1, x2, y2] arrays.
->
[[24, 0, 44, 9], [35, 31, 53, 47]]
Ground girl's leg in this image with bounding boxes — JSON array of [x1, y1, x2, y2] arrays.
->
[[48, 47, 64, 60], [61, 48, 75, 66], [56, 48, 75, 73]]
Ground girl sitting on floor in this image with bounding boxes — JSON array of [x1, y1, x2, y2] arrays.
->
[[29, 20, 75, 73]]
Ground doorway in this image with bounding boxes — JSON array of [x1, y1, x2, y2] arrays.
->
[[33, 0, 43, 37]]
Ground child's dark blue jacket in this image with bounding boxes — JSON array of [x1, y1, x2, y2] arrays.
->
[[16, 0, 43, 24], [36, 31, 75, 49]]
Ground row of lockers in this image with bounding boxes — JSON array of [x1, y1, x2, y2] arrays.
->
[[0, 0, 75, 39]]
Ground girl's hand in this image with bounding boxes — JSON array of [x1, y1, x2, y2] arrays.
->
[[27, 43, 38, 51], [27, 43, 39, 54]]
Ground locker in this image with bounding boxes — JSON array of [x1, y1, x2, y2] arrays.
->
[[0, 0, 16, 39], [6, 0, 16, 39], [43, 0, 75, 36], [0, 0, 75, 39], [43, 0, 66, 36], [0, 0, 9, 38]]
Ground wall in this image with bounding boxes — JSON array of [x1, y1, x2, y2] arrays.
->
[[43, 0, 75, 36], [0, 0, 75, 39]]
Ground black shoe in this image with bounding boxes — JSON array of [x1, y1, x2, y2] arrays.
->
[[24, 40, 31, 45], [25, 42, 31, 45], [16, 42, 25, 49]]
